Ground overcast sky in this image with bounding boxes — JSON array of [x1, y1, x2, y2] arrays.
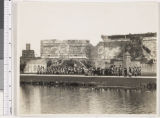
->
[[16, 1, 159, 57]]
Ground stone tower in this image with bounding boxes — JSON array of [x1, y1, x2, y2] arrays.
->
[[123, 51, 131, 70], [26, 43, 30, 50]]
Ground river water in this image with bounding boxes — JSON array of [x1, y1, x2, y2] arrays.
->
[[20, 85, 156, 114]]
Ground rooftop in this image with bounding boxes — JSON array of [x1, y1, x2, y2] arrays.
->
[[101, 32, 156, 40]]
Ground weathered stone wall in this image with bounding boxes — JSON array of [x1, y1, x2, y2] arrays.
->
[[24, 59, 47, 73], [93, 34, 157, 68], [41, 40, 68, 58], [41, 40, 90, 59], [141, 64, 156, 76], [92, 41, 128, 68], [143, 37, 156, 61], [22, 50, 35, 58]]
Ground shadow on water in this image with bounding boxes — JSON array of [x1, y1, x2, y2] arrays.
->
[[20, 84, 156, 114]]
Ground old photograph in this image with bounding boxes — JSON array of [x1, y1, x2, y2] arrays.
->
[[16, 1, 158, 114]]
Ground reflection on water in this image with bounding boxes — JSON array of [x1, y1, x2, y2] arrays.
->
[[20, 85, 156, 114]]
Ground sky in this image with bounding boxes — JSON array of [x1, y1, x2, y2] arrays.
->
[[16, 1, 159, 57]]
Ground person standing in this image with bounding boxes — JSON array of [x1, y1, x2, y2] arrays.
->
[[124, 68, 127, 76]]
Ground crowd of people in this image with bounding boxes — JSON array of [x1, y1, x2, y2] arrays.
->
[[37, 64, 141, 76], [87, 65, 141, 76], [37, 65, 86, 75]]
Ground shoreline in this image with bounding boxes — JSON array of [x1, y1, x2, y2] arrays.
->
[[20, 74, 156, 78], [20, 74, 156, 90]]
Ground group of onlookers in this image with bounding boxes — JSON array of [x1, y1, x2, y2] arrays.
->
[[37, 65, 85, 75], [128, 66, 141, 76], [88, 65, 123, 76], [37, 64, 141, 76], [87, 65, 141, 76]]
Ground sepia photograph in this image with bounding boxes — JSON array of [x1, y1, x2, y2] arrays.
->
[[16, 1, 158, 114]]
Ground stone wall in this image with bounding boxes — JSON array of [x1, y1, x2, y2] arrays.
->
[[141, 64, 156, 76], [23, 33, 157, 73], [92, 41, 128, 68], [93, 33, 157, 68], [41, 40, 90, 59], [143, 37, 156, 61], [24, 59, 47, 73]]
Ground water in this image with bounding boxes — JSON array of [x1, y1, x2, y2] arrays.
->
[[20, 85, 156, 114]]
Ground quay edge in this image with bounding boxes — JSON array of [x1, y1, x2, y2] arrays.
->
[[20, 74, 156, 90]]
